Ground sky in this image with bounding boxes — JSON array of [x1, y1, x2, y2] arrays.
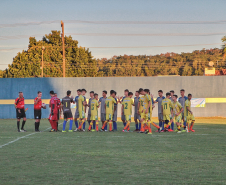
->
[[1, 0, 226, 70]]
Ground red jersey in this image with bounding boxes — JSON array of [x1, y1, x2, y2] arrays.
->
[[15, 97, 25, 109], [50, 97, 59, 114], [34, 97, 42, 110], [57, 98, 61, 110]]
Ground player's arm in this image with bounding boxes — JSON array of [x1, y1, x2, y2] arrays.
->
[[186, 106, 192, 114], [14, 100, 17, 109], [152, 95, 157, 103], [145, 100, 151, 114], [34, 98, 39, 105], [121, 104, 124, 115], [49, 100, 51, 108], [137, 102, 140, 114], [161, 104, 163, 114]]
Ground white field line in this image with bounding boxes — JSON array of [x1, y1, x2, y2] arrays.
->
[[0, 123, 63, 149]]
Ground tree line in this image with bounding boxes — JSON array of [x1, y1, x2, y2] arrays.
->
[[1, 31, 226, 78]]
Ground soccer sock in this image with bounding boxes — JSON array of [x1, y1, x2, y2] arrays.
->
[[139, 122, 141, 130], [35, 122, 37, 130], [88, 121, 93, 130], [102, 121, 107, 129], [78, 120, 83, 129], [38, 122, 40, 130], [147, 122, 152, 133], [62, 120, 67, 131], [127, 122, 131, 131], [83, 121, 86, 129], [96, 122, 99, 131], [109, 121, 113, 131], [183, 121, 187, 130], [177, 125, 181, 130], [140, 121, 145, 132], [88, 120, 91, 125], [135, 122, 138, 130], [53, 121, 57, 130], [159, 121, 162, 128], [17, 121, 20, 130], [93, 121, 96, 129], [69, 120, 73, 130], [190, 121, 195, 130], [150, 122, 160, 129], [113, 121, 117, 130], [75, 120, 78, 128], [123, 121, 126, 127], [21, 120, 26, 129], [171, 122, 174, 130], [123, 122, 129, 130]]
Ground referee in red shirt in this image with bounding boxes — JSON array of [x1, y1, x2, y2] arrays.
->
[[34, 91, 44, 132], [15, 92, 27, 132]]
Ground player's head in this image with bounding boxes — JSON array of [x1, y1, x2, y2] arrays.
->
[[67, 90, 71, 96], [77, 89, 81, 95], [82, 89, 87, 95], [188, 93, 192, 100], [158, 90, 163, 97], [94, 93, 98, 100], [90, 91, 94, 98], [54, 93, 57, 97], [124, 89, 129, 96], [128, 92, 133, 98], [50, 90, 54, 97], [102, 90, 107, 97], [138, 88, 144, 95], [170, 90, 174, 96], [166, 92, 170, 98], [144, 89, 149, 94], [173, 94, 178, 101], [110, 90, 116, 98], [37, 91, 42, 97], [180, 89, 185, 96], [19, 91, 23, 98], [78, 89, 82, 95], [135, 91, 139, 96]]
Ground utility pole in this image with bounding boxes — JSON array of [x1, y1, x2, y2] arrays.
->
[[41, 46, 45, 77], [61, 20, 65, 77]]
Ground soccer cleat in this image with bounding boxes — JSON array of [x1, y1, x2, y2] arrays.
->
[[91, 129, 96, 132], [100, 128, 105, 132], [190, 129, 195, 132], [109, 130, 114, 132], [57, 129, 61, 132], [137, 131, 144, 133], [20, 129, 27, 132], [104, 130, 108, 132], [18, 130, 20, 132], [133, 129, 139, 132], [122, 130, 127, 132], [35, 130, 40, 132], [147, 132, 152, 135], [68, 130, 73, 132], [164, 129, 169, 132], [73, 128, 78, 132], [50, 129, 56, 132], [174, 129, 178, 132], [158, 128, 161, 133], [82, 129, 86, 132], [168, 129, 174, 132], [177, 131, 181, 133], [62, 130, 67, 133], [87, 129, 91, 132], [181, 130, 186, 133]]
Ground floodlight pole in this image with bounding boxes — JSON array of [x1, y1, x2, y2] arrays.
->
[[61, 21, 65, 77]]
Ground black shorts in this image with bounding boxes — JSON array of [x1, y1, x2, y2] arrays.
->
[[64, 111, 73, 119], [34, 109, 42, 119], [57, 110, 60, 120], [16, 109, 26, 119]]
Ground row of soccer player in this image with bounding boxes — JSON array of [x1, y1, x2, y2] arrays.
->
[[14, 88, 195, 133]]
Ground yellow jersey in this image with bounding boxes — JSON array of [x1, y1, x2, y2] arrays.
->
[[91, 99, 99, 116], [78, 95, 85, 113], [184, 99, 191, 117], [171, 101, 182, 115], [143, 94, 152, 114], [161, 98, 172, 116], [105, 96, 116, 114], [122, 97, 133, 115], [139, 95, 144, 113]]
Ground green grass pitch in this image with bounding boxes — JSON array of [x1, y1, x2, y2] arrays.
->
[[0, 118, 226, 185]]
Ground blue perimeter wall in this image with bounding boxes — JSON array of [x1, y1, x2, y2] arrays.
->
[[0, 76, 226, 119]]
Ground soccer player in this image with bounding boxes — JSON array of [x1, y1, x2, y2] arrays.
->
[[87, 91, 95, 130], [99, 90, 107, 131], [88, 93, 100, 132], [178, 89, 188, 130], [77, 90, 86, 132], [15, 91, 27, 132], [171, 95, 183, 133], [122, 92, 134, 132], [134, 91, 141, 131], [137, 88, 145, 133], [169, 90, 175, 131], [144, 89, 161, 134], [153, 90, 165, 131], [49, 91, 59, 132], [74, 89, 81, 132], [121, 89, 129, 127], [184, 94, 195, 132], [113, 91, 118, 131], [161, 92, 173, 132], [34, 91, 45, 132], [82, 88, 87, 131], [55, 92, 61, 131], [62, 90, 74, 132], [101, 90, 117, 132]]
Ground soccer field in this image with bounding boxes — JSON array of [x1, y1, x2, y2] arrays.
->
[[0, 118, 226, 185]]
